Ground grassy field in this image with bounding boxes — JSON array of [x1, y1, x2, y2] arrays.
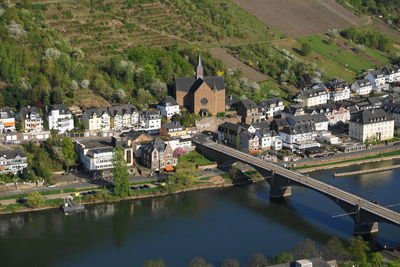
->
[[179, 151, 214, 166]]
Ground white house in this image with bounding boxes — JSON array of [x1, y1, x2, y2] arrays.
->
[[258, 98, 285, 119], [383, 66, 400, 83], [279, 123, 319, 150], [295, 88, 329, 107], [82, 107, 111, 132], [365, 70, 388, 92], [108, 104, 139, 131], [0, 109, 16, 133], [349, 109, 394, 142], [47, 104, 74, 134], [255, 129, 282, 150], [306, 103, 350, 126], [351, 79, 373, 96], [137, 110, 161, 134], [0, 149, 28, 175], [327, 79, 351, 102], [157, 96, 180, 119], [287, 113, 329, 132], [19, 106, 43, 133]]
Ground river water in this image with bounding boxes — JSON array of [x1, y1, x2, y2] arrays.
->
[[1, 160, 400, 267]]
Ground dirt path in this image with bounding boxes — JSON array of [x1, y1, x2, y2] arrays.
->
[[208, 47, 267, 82]]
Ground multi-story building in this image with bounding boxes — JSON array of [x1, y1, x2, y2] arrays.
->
[[236, 99, 263, 124], [327, 79, 351, 102], [351, 79, 373, 96], [19, 106, 43, 133], [279, 123, 319, 150], [305, 103, 350, 126], [258, 98, 284, 119], [82, 107, 111, 132], [0, 109, 16, 133], [108, 104, 139, 131], [47, 104, 74, 134], [141, 138, 177, 171], [157, 96, 180, 119], [295, 88, 329, 107], [349, 109, 394, 142], [383, 65, 400, 83], [137, 110, 161, 134], [365, 70, 388, 92], [76, 139, 133, 173], [0, 150, 27, 175]]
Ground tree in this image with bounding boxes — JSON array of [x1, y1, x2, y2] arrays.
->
[[301, 42, 312, 56], [348, 236, 370, 265], [112, 146, 130, 197], [368, 252, 383, 267], [166, 162, 196, 189], [247, 253, 269, 267], [61, 136, 77, 171], [143, 259, 167, 267], [173, 147, 187, 157], [271, 253, 293, 264], [26, 191, 45, 208], [221, 259, 240, 267], [320, 237, 349, 263], [293, 239, 319, 259], [189, 257, 214, 267]]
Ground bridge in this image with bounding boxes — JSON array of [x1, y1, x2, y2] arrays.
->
[[193, 136, 400, 235]]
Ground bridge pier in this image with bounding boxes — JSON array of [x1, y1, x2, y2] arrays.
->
[[269, 173, 292, 199], [354, 205, 379, 235]]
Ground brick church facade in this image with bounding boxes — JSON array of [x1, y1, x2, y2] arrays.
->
[[174, 56, 225, 115]]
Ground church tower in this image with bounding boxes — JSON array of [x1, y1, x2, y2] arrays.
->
[[196, 54, 204, 80]]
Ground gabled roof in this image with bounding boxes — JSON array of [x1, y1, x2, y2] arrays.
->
[[259, 98, 282, 108], [0, 149, 26, 160], [218, 122, 246, 134], [353, 79, 372, 87], [20, 106, 40, 117], [140, 110, 160, 119], [82, 107, 110, 119], [162, 121, 183, 130], [353, 109, 393, 124], [238, 99, 258, 110], [174, 77, 225, 93], [120, 130, 149, 140], [108, 104, 138, 117], [158, 96, 178, 107], [280, 123, 314, 135], [143, 138, 167, 154]]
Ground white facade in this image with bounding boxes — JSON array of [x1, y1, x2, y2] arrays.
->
[[349, 110, 394, 142], [136, 111, 161, 133], [330, 87, 351, 102], [297, 89, 329, 107], [259, 99, 285, 119], [351, 80, 373, 96], [20, 106, 43, 133], [157, 103, 180, 119], [0, 150, 28, 175], [365, 71, 387, 92], [47, 106, 74, 133], [383, 66, 400, 83]]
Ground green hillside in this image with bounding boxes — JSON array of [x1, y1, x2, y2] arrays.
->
[[34, 0, 282, 57]]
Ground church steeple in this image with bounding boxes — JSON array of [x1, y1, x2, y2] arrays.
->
[[196, 54, 204, 80]]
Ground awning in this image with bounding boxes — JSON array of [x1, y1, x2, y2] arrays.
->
[[4, 122, 15, 127], [164, 166, 174, 171]]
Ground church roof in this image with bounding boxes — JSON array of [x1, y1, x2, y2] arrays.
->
[[174, 77, 225, 93]]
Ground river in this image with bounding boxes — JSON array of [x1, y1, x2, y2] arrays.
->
[[1, 159, 400, 267]]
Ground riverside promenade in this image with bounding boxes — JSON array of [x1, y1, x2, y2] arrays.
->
[[333, 164, 400, 177]]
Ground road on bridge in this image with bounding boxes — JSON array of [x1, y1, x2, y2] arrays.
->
[[202, 140, 400, 226]]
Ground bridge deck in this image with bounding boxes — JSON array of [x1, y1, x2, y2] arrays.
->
[[203, 141, 400, 225]]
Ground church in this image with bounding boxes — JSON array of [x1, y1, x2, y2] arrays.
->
[[174, 56, 226, 116]]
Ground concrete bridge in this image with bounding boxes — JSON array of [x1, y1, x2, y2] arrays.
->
[[194, 136, 400, 235]]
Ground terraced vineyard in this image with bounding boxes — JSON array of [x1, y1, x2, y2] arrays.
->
[[37, 0, 279, 57]]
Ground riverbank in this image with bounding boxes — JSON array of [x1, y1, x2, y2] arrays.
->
[[0, 177, 263, 216], [294, 148, 400, 173]]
